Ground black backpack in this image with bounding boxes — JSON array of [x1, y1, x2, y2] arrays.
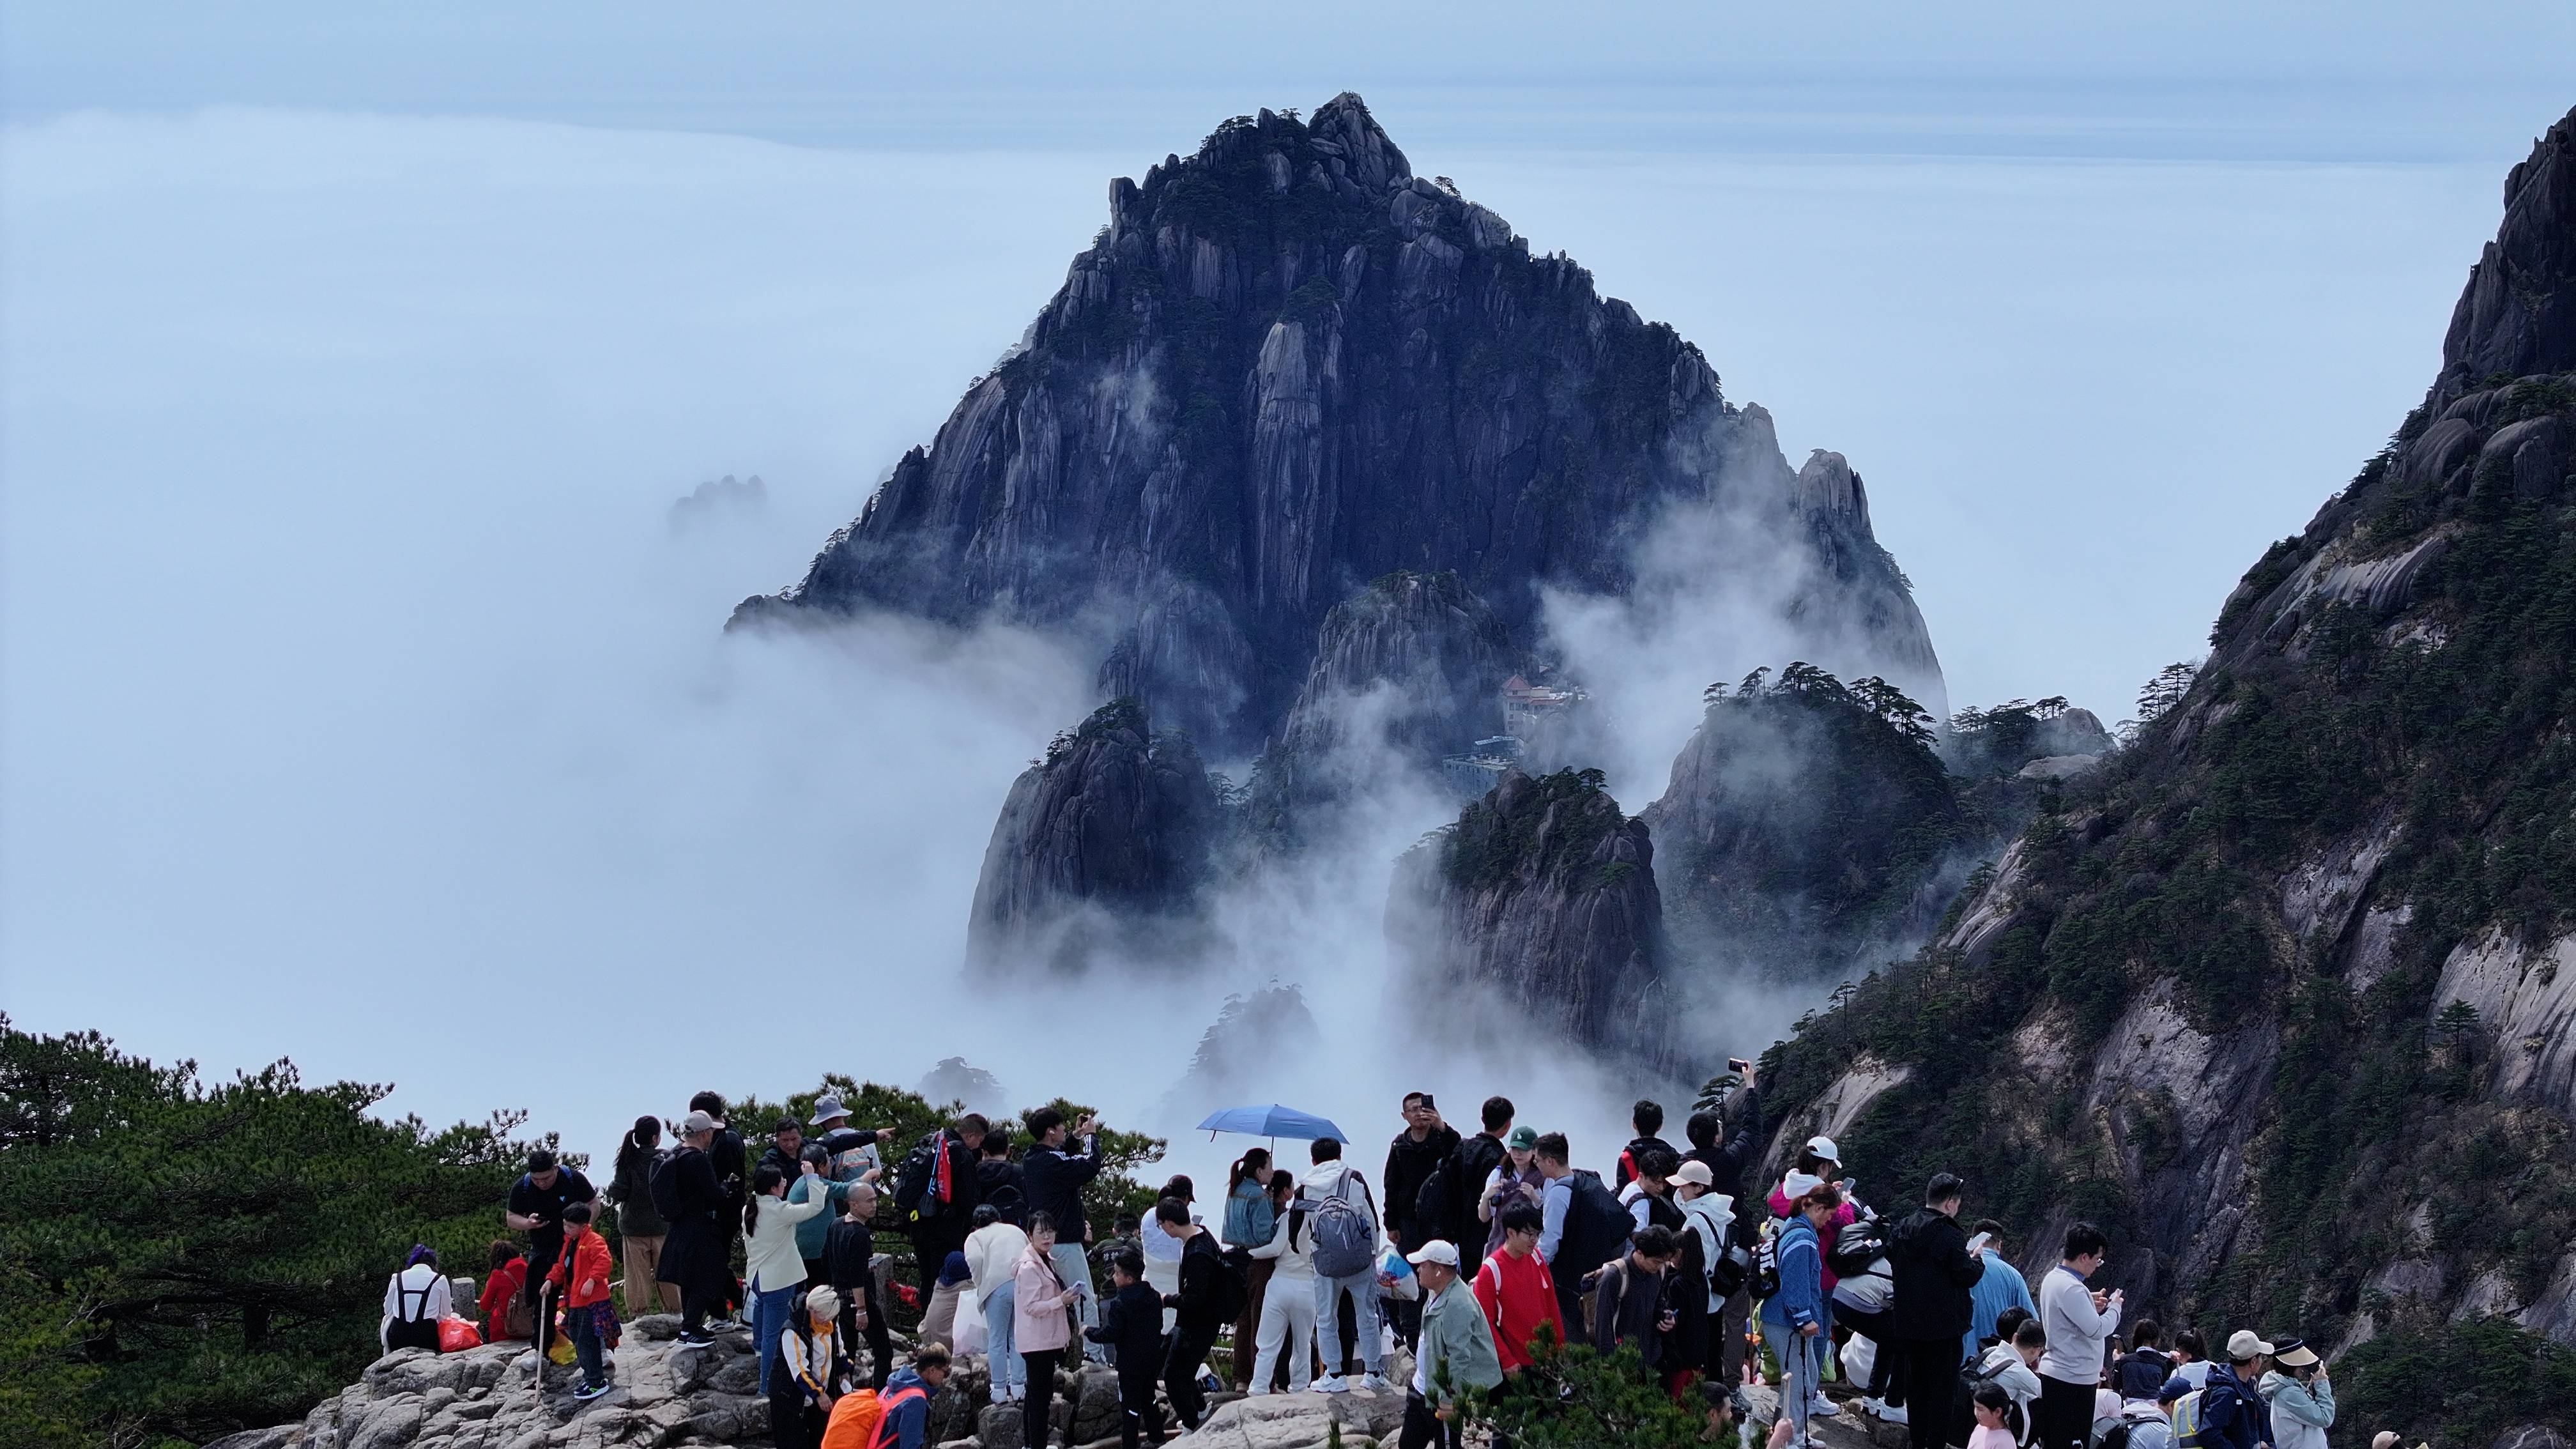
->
[[893, 1132, 945, 1221], [985, 1178, 1027, 1227], [1558, 1169, 1632, 1278], [1416, 1164, 1450, 1238], [1211, 1245, 1252, 1322], [647, 1147, 684, 1222], [1828, 1214, 1890, 1279], [1952, 1358, 2025, 1448]]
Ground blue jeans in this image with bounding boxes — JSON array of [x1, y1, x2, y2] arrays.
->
[[1054, 1242, 1104, 1361], [1312, 1271, 1381, 1375], [986, 1280, 1023, 1393], [753, 1282, 797, 1393], [569, 1306, 605, 1389], [1764, 1322, 1821, 1447]]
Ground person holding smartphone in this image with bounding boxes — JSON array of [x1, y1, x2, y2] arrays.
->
[[2035, 1223, 2122, 1449]]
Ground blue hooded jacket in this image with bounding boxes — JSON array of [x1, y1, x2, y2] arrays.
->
[[1761, 1215, 1827, 1330]]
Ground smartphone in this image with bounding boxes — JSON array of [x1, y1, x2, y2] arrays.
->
[[1727, 1057, 1751, 1073], [1966, 1231, 1993, 1255]]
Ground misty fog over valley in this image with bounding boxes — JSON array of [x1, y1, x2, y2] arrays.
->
[[0, 94, 2513, 1180]]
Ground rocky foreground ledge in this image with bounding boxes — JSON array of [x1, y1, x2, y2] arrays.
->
[[199, 1312, 1416, 1449]]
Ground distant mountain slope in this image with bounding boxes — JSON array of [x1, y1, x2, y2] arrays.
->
[[1757, 105, 2576, 1446], [735, 93, 1940, 749]]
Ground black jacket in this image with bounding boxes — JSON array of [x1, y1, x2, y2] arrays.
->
[[1887, 1206, 1982, 1340], [1684, 1086, 1763, 1203], [1383, 1124, 1460, 1244], [1165, 1232, 1227, 1333], [1614, 1135, 1679, 1190], [710, 1128, 749, 1216], [1085, 1280, 1166, 1379], [976, 1158, 1027, 1224], [1023, 1135, 1104, 1243], [1593, 1255, 1672, 1368], [1445, 1133, 1509, 1247], [654, 1146, 732, 1296], [824, 1215, 875, 1293]]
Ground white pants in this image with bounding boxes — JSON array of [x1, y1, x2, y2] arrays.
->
[[1146, 1256, 1179, 1334], [1252, 1275, 1318, 1393]]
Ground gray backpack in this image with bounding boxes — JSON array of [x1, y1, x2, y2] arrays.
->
[[1305, 1169, 1377, 1280]]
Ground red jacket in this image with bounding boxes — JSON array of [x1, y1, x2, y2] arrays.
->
[[480, 1257, 528, 1337], [547, 1229, 615, 1309], [1471, 1245, 1565, 1372]]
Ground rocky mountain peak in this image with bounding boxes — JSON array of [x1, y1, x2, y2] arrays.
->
[[1794, 448, 1872, 528], [2437, 103, 2576, 408], [735, 94, 1942, 753]]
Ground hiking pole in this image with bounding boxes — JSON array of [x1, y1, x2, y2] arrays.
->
[[532, 1278, 556, 1407]]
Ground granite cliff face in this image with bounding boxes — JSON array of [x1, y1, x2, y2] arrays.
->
[[1643, 664, 1964, 983], [735, 93, 1940, 750], [965, 698, 1221, 977], [1387, 767, 1671, 1061], [1758, 105, 2576, 1434]]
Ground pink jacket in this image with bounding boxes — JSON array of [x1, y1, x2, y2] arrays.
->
[[1011, 1245, 1077, 1353]]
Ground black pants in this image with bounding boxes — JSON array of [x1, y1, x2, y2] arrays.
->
[[1554, 1279, 1589, 1355], [1116, 1368, 1164, 1449], [1399, 1391, 1464, 1449], [1164, 1324, 1217, 1429], [767, 1385, 822, 1449], [837, 1279, 894, 1390], [1836, 1306, 1904, 1403], [1901, 1338, 1959, 1449], [1022, 1349, 1062, 1448], [385, 1315, 440, 1353], [680, 1276, 726, 1337], [2035, 1374, 2095, 1449]]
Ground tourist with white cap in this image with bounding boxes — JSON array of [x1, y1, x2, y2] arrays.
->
[[2200, 1331, 2275, 1449], [1399, 1239, 1500, 1449], [2259, 1338, 2334, 1449]]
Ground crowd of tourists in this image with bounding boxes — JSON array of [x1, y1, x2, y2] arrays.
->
[[374, 1075, 2358, 1449]]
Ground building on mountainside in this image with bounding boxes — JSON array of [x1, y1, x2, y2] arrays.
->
[[1440, 735, 1525, 799]]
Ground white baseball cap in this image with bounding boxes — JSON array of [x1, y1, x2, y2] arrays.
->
[[1405, 1239, 1461, 1268], [1805, 1135, 1841, 1162], [2226, 1330, 2274, 1360]]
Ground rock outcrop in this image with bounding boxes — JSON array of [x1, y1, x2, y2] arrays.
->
[[1241, 571, 1512, 849], [1642, 664, 1963, 982], [1387, 767, 1672, 1061], [1160, 983, 1326, 1116], [965, 698, 1222, 977], [1757, 103, 2576, 1409], [734, 93, 1940, 751]]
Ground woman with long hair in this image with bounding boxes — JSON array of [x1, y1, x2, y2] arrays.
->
[[1479, 1126, 1546, 1259], [1012, 1211, 1084, 1448], [607, 1114, 680, 1315], [1222, 1149, 1275, 1389], [742, 1160, 829, 1399]]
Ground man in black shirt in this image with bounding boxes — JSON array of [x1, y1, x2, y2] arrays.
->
[[1157, 1198, 1225, 1432], [503, 1147, 596, 1354], [690, 1091, 749, 1329], [1383, 1092, 1459, 1351]]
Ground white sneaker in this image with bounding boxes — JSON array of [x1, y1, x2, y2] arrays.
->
[[1361, 1373, 1393, 1393], [1809, 1399, 1840, 1417], [1312, 1375, 1349, 1394], [1879, 1404, 1909, 1425], [1863, 1397, 1887, 1417]]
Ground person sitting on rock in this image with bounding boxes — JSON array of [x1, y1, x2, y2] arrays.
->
[[380, 1244, 449, 1355], [480, 1241, 530, 1342], [1085, 1249, 1167, 1449]]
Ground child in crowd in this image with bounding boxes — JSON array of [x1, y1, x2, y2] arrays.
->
[[1968, 1382, 2020, 1449], [546, 1202, 618, 1400], [1084, 1250, 1167, 1449]]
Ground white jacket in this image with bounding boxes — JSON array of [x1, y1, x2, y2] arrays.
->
[[1298, 1162, 1379, 1244], [1678, 1193, 1735, 1289], [1249, 1197, 1317, 1282], [1980, 1344, 2045, 1425], [965, 1222, 1031, 1305], [742, 1186, 830, 1293]]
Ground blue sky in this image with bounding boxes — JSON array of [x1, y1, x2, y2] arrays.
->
[[3, 5, 2571, 1158]]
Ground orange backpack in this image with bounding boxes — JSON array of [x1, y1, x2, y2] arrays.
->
[[822, 1384, 922, 1449]]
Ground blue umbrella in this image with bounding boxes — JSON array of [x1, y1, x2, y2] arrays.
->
[[1195, 1104, 1347, 1142]]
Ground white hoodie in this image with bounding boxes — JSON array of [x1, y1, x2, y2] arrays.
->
[[1250, 1204, 1316, 1282], [1980, 1342, 2045, 1436], [1678, 1193, 1735, 1289], [1298, 1162, 1379, 1245]]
